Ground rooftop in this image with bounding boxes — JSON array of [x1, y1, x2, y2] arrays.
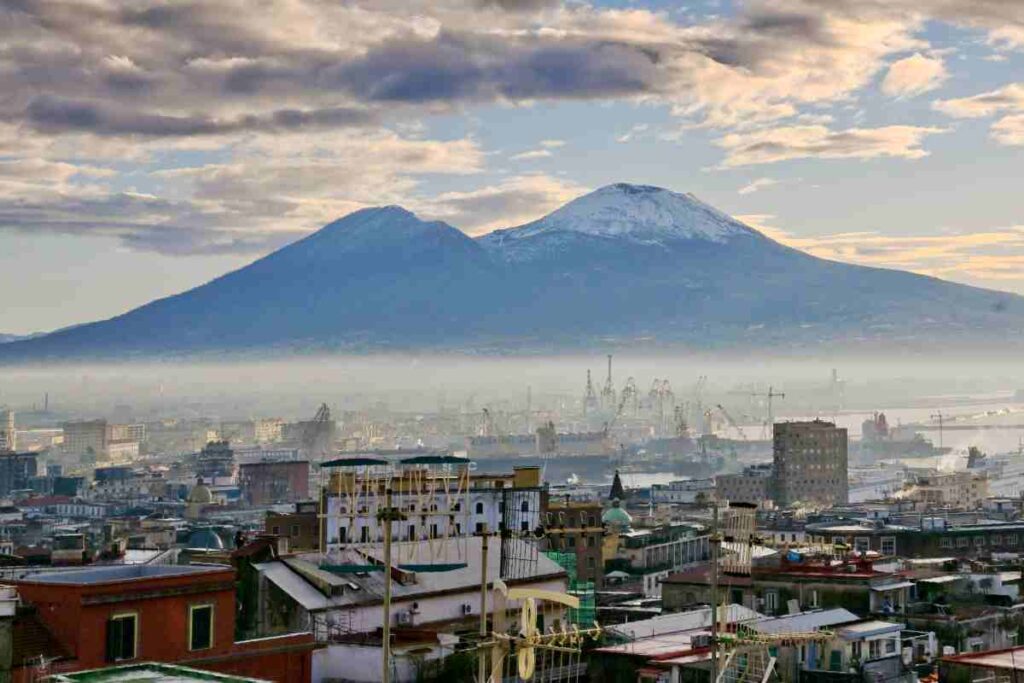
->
[[608, 605, 763, 640], [47, 662, 270, 682], [18, 564, 229, 586], [943, 646, 1024, 672]]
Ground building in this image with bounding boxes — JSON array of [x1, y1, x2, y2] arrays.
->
[[651, 479, 715, 505], [0, 451, 36, 496], [543, 497, 605, 587], [12, 564, 315, 681], [773, 420, 848, 508], [105, 440, 140, 464], [896, 470, 989, 509], [321, 461, 543, 550], [47, 662, 273, 682], [196, 441, 235, 482], [107, 423, 146, 443], [716, 464, 774, 507], [63, 420, 108, 463], [248, 536, 567, 681], [264, 501, 319, 551], [238, 461, 310, 506], [0, 408, 15, 451]]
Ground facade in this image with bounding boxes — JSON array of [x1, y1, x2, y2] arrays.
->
[[896, 471, 989, 509], [63, 420, 109, 462], [196, 441, 235, 482], [12, 564, 315, 682], [0, 408, 14, 452], [107, 423, 146, 443], [321, 464, 543, 550], [806, 518, 1024, 558], [0, 451, 36, 496], [650, 478, 715, 505], [264, 501, 319, 551], [773, 420, 848, 508], [105, 440, 140, 464], [543, 497, 605, 587], [716, 464, 774, 506], [238, 461, 310, 506]]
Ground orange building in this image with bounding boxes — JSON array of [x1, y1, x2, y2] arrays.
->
[[12, 564, 314, 682]]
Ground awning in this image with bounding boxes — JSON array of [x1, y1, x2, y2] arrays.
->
[[870, 581, 915, 591]]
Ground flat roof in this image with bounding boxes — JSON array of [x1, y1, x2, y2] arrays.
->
[[48, 662, 270, 682], [837, 621, 905, 639], [18, 564, 229, 585], [753, 608, 859, 634]]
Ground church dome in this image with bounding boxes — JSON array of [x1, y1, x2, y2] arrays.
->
[[187, 528, 224, 550], [602, 499, 632, 529], [187, 480, 213, 505]]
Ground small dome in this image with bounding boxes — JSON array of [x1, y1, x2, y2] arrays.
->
[[187, 528, 224, 550], [602, 499, 632, 528], [188, 480, 213, 505]]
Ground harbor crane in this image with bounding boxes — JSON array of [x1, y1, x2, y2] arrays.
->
[[715, 404, 749, 441]]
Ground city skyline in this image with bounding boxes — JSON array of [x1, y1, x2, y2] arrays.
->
[[2, 0, 1024, 333]]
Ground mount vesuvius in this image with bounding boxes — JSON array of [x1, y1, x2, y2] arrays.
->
[[3, 183, 1022, 361]]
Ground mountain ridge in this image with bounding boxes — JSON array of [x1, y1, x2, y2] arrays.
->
[[2, 183, 1021, 361]]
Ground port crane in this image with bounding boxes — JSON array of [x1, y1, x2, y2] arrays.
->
[[715, 404, 749, 441]]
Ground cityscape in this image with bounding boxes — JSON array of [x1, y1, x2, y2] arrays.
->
[[3, 1, 1024, 683]]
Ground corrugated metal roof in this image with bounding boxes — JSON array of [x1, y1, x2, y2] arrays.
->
[[608, 605, 763, 640], [752, 608, 859, 634], [837, 620, 904, 639]]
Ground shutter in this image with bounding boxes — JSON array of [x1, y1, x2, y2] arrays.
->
[[106, 618, 122, 662], [120, 617, 135, 659]]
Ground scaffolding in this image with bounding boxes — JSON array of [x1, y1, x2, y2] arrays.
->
[[542, 551, 596, 628]]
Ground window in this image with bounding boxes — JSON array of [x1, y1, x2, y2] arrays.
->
[[854, 537, 870, 553], [587, 535, 596, 548], [880, 537, 896, 555], [765, 590, 779, 613], [521, 500, 530, 513], [974, 536, 985, 547], [360, 527, 369, 542], [106, 613, 137, 662], [430, 523, 439, 539], [809, 590, 819, 608], [475, 502, 484, 515], [1009, 535, 1019, 547], [188, 604, 214, 651], [868, 639, 881, 660], [991, 534, 1003, 546], [885, 638, 897, 654], [290, 525, 299, 537], [271, 526, 280, 535], [407, 525, 416, 541], [957, 537, 969, 548], [567, 535, 576, 547], [940, 537, 953, 549]]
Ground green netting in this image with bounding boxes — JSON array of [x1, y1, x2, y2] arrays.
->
[[543, 551, 596, 627]]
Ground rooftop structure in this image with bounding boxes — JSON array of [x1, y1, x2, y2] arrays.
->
[[47, 662, 271, 682]]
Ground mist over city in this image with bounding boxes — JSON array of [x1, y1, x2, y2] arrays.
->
[[4, 0, 1024, 681]]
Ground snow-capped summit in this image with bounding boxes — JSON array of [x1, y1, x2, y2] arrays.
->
[[488, 183, 758, 245]]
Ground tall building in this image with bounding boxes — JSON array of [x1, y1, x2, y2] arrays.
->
[[238, 460, 310, 505], [0, 408, 14, 452], [0, 450, 37, 495], [773, 420, 848, 508], [195, 440, 235, 482], [62, 419, 108, 462]]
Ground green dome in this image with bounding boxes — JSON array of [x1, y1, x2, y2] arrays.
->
[[187, 528, 224, 550], [602, 500, 632, 528]]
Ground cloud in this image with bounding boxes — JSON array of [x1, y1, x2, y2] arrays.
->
[[757, 221, 1024, 287], [881, 53, 947, 97], [737, 177, 779, 195], [510, 149, 553, 160], [934, 82, 1024, 146], [418, 174, 587, 233], [934, 83, 1024, 118], [715, 124, 945, 167]]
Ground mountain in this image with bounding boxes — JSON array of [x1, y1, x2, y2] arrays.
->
[[2, 183, 1022, 361]]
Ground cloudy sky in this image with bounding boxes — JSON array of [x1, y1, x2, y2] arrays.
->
[[2, 0, 1024, 334]]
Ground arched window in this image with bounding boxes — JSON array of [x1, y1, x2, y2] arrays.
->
[[475, 502, 484, 515], [520, 500, 529, 513]]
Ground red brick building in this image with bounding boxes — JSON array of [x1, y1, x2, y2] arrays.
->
[[12, 564, 315, 682]]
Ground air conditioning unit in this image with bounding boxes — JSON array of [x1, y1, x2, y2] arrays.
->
[[692, 634, 712, 649], [397, 611, 413, 626], [461, 603, 473, 615]]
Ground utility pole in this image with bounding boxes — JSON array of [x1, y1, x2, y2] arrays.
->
[[377, 488, 406, 683], [478, 525, 490, 683], [709, 502, 721, 683]]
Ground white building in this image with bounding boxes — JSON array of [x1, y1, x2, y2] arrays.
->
[[651, 478, 715, 504]]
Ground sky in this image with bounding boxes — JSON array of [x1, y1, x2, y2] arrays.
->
[[1, 0, 1023, 335]]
